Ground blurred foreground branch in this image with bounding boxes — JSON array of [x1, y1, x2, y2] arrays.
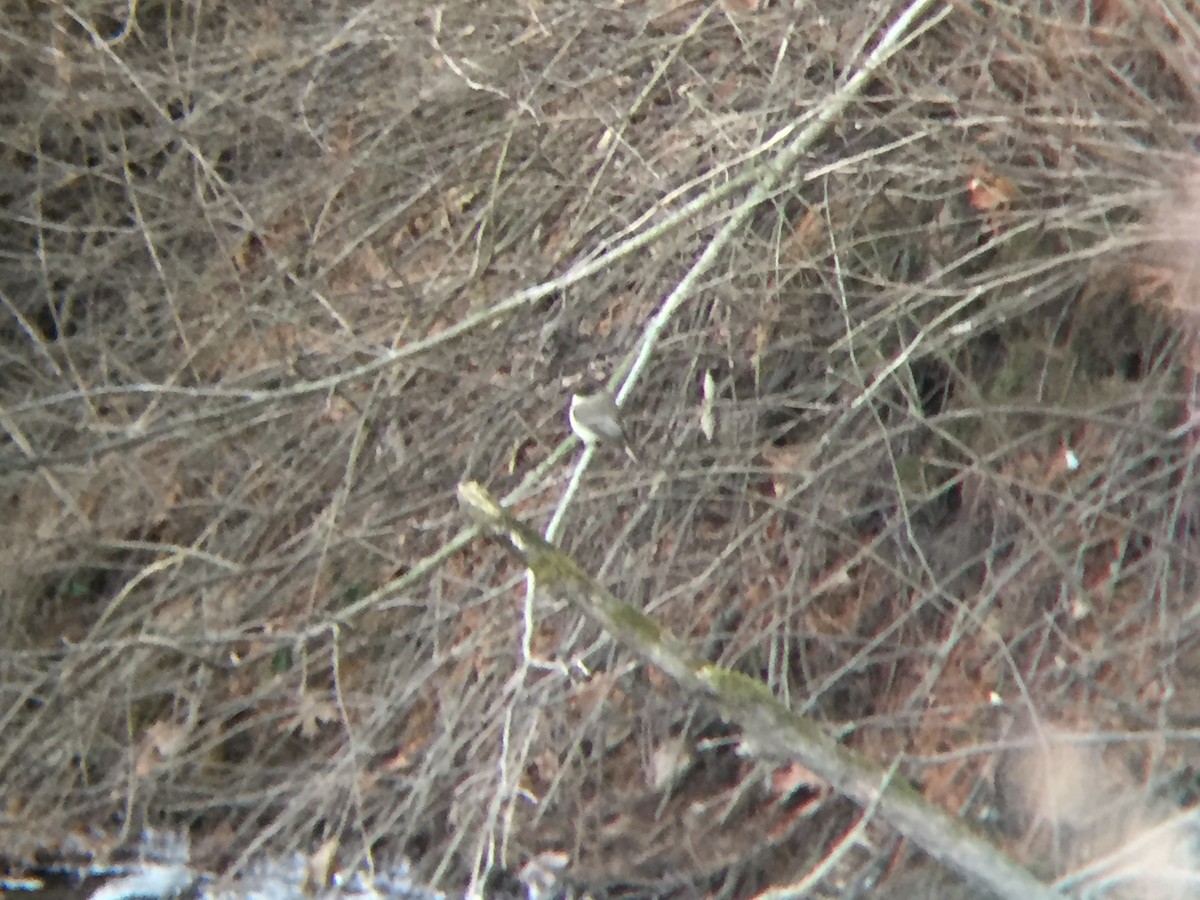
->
[[457, 481, 1059, 900]]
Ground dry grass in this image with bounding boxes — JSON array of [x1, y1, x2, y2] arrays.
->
[[4, 0, 1200, 896]]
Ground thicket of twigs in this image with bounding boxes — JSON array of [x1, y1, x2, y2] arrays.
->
[[4, 1, 1200, 897]]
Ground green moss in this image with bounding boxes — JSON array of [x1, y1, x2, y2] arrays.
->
[[700, 665, 779, 705], [526, 542, 594, 592], [608, 601, 663, 644]]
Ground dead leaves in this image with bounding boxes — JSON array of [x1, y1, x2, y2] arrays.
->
[[280, 692, 340, 740], [136, 719, 192, 776]]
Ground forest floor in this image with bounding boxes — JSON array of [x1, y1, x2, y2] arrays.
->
[[4, 2, 1200, 897]]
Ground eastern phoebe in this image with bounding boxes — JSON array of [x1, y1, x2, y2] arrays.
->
[[568, 387, 638, 462]]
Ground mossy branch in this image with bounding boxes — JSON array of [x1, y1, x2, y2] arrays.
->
[[457, 480, 1060, 900]]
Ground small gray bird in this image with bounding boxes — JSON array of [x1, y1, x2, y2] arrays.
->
[[568, 386, 638, 462]]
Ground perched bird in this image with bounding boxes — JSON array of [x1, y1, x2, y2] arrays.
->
[[568, 384, 638, 462]]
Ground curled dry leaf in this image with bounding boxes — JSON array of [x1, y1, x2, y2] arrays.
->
[[135, 720, 191, 776]]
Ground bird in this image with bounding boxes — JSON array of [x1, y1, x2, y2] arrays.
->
[[568, 384, 638, 462]]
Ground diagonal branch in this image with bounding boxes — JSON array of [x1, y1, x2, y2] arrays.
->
[[457, 480, 1061, 900]]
